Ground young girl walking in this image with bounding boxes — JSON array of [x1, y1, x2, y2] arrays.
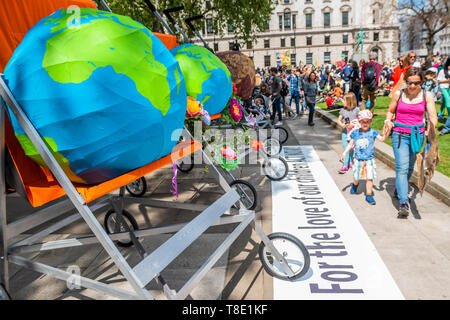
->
[[337, 92, 360, 174], [340, 110, 387, 205]]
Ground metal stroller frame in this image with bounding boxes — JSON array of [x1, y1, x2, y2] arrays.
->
[[0, 3, 310, 299], [0, 74, 311, 299]]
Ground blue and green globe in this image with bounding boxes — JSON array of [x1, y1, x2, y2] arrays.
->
[[170, 44, 232, 115], [3, 8, 187, 185]]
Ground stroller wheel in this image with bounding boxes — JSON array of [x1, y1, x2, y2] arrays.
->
[[104, 209, 139, 248], [271, 127, 288, 144], [262, 137, 282, 157]]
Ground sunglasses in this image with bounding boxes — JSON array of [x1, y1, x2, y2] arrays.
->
[[406, 80, 421, 86]]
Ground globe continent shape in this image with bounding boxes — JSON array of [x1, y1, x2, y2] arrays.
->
[[3, 8, 187, 185], [170, 44, 232, 116]]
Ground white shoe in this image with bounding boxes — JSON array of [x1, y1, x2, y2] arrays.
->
[[292, 114, 298, 120], [275, 121, 282, 126]]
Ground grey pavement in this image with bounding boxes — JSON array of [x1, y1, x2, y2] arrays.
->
[[284, 111, 450, 300], [4, 110, 450, 300]]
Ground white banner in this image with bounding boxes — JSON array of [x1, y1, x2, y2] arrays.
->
[[272, 146, 404, 300]]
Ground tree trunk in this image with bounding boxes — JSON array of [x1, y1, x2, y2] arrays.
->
[[426, 37, 435, 59]]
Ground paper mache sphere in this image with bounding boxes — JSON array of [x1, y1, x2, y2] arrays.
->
[[170, 44, 232, 115], [3, 8, 187, 184]]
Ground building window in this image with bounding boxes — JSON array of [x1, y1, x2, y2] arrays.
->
[[265, 21, 270, 31], [279, 15, 283, 30], [284, 0, 290, 3], [281, 38, 286, 47], [343, 34, 348, 44], [291, 53, 296, 65], [306, 53, 313, 64], [284, 10, 291, 29], [373, 8, 380, 24], [227, 23, 234, 33], [293, 14, 297, 29], [324, 12, 330, 27], [229, 42, 234, 50], [374, 32, 379, 41], [206, 18, 213, 35], [264, 55, 271, 67], [291, 37, 296, 47], [214, 43, 219, 52], [324, 52, 331, 63], [247, 41, 253, 49], [264, 39, 270, 48], [325, 35, 330, 45], [306, 36, 312, 46], [342, 11, 349, 26], [306, 13, 312, 28]]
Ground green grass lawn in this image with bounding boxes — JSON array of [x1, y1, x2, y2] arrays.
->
[[317, 97, 449, 177]]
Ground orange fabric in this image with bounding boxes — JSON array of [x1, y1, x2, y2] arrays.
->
[[154, 33, 179, 50], [0, 0, 97, 72], [392, 65, 411, 88], [211, 113, 222, 120], [6, 116, 201, 207]]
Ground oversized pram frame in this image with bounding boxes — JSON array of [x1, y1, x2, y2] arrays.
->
[[0, 75, 308, 300]]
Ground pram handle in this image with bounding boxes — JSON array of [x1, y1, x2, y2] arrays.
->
[[162, 6, 190, 43], [143, 0, 176, 35], [163, 6, 185, 26], [184, 15, 213, 52]]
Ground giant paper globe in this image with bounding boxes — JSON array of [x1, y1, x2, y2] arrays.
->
[[170, 44, 232, 115], [3, 8, 187, 184], [216, 51, 256, 101]]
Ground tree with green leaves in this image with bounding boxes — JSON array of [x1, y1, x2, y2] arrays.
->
[[103, 0, 277, 46], [399, 0, 449, 58]]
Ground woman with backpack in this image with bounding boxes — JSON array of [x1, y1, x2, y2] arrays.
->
[[361, 52, 382, 113], [383, 67, 438, 218]]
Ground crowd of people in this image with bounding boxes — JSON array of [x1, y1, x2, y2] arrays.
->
[[248, 51, 448, 218]]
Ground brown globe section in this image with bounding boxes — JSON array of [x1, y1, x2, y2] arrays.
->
[[216, 51, 256, 100]]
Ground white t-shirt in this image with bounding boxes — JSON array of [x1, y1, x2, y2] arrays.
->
[[438, 69, 449, 89]]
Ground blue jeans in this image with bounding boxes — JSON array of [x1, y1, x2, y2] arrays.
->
[[341, 132, 354, 167], [301, 96, 306, 111], [444, 115, 450, 132], [270, 95, 282, 122], [392, 131, 425, 204], [290, 91, 301, 114], [307, 102, 315, 124]]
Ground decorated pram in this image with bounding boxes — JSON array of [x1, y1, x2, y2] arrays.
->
[[0, 0, 310, 300], [150, 4, 290, 192]]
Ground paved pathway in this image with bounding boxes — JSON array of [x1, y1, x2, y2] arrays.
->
[[284, 112, 450, 300]]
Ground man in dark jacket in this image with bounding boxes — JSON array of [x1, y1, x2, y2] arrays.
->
[[269, 67, 283, 125]]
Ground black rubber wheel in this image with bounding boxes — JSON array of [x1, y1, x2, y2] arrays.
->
[[0, 284, 11, 300], [273, 126, 288, 144], [259, 232, 310, 281], [125, 177, 147, 197], [262, 157, 289, 181], [177, 155, 195, 173], [104, 209, 139, 247], [262, 137, 282, 157], [229, 180, 257, 211]]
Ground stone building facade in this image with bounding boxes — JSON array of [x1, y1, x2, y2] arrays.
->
[[197, 0, 400, 68]]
